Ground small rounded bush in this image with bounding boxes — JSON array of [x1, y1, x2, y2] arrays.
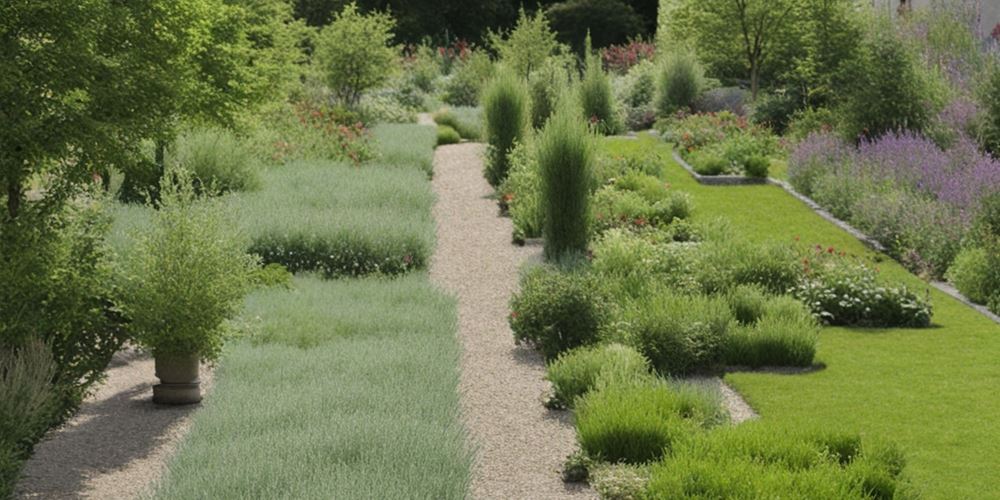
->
[[725, 296, 819, 368], [510, 266, 612, 359], [726, 284, 769, 326], [656, 51, 703, 116], [626, 293, 733, 375], [650, 192, 692, 224], [546, 343, 650, 408], [482, 70, 529, 187], [946, 246, 993, 304], [436, 125, 461, 145], [690, 152, 727, 176], [743, 155, 770, 178], [575, 381, 701, 464]]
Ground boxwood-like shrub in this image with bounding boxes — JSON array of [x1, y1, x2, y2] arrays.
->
[[510, 266, 613, 359], [626, 293, 734, 375], [436, 125, 461, 145], [546, 343, 650, 408], [575, 380, 720, 464]]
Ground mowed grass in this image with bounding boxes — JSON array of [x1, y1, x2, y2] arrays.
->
[[233, 161, 435, 277], [604, 134, 1000, 499], [153, 275, 470, 499]]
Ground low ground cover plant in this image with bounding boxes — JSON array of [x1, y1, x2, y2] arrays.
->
[[626, 292, 733, 375], [725, 296, 819, 368], [432, 107, 482, 140], [235, 161, 434, 278], [545, 343, 650, 409], [372, 123, 437, 177]]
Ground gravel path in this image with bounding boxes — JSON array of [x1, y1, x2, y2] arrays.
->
[[16, 348, 212, 499], [429, 142, 593, 499]]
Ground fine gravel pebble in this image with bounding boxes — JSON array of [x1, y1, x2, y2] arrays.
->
[[16, 348, 213, 499], [429, 142, 594, 499]]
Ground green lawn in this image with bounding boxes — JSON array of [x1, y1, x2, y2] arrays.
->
[[605, 135, 1000, 499], [152, 124, 471, 498]]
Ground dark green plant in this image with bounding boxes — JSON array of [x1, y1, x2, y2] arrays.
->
[[725, 296, 819, 368], [538, 96, 594, 260], [656, 50, 703, 115], [482, 70, 529, 188], [626, 293, 733, 375], [436, 125, 461, 145], [744, 155, 770, 178], [580, 34, 621, 135], [979, 63, 1000, 155], [120, 171, 259, 361], [545, 343, 650, 408], [546, 0, 645, 53], [726, 284, 769, 325], [509, 266, 612, 359], [442, 51, 495, 107], [488, 7, 565, 79], [751, 91, 802, 134]]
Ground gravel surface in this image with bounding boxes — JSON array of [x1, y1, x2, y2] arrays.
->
[[429, 142, 593, 499], [16, 348, 213, 499]]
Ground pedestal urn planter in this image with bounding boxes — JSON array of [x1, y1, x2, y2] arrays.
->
[[152, 353, 202, 405]]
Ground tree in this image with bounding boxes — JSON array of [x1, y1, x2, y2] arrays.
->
[[312, 2, 398, 107], [488, 7, 566, 79], [545, 0, 644, 54], [667, 0, 799, 99]]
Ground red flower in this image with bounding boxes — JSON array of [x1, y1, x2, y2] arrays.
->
[[827, 246, 835, 254]]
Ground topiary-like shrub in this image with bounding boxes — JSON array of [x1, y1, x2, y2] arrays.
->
[[725, 296, 819, 368], [436, 125, 461, 145], [510, 266, 613, 359], [546, 343, 650, 408], [482, 70, 529, 188], [656, 50, 703, 116], [538, 96, 594, 260], [646, 422, 910, 499], [170, 128, 261, 194], [626, 293, 734, 375], [575, 379, 722, 464]]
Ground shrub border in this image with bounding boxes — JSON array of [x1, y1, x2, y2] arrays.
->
[[671, 148, 1000, 326]]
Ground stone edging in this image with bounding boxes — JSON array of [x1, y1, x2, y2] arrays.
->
[[671, 148, 1000, 326]]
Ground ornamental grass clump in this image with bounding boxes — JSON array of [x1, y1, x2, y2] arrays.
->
[[580, 34, 621, 135], [538, 95, 594, 260], [656, 50, 703, 116], [545, 343, 650, 408], [482, 69, 529, 188]]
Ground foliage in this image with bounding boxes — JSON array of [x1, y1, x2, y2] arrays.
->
[[372, 123, 437, 177], [786, 107, 838, 142], [694, 239, 800, 295], [539, 97, 594, 259], [602, 40, 656, 74], [591, 184, 692, 234], [499, 138, 545, 241], [482, 70, 529, 188], [433, 107, 482, 140], [580, 37, 623, 136], [545, 0, 644, 54], [838, 17, 938, 140], [792, 246, 932, 328], [664, 112, 779, 176], [250, 101, 375, 167], [646, 422, 911, 499], [169, 128, 261, 194], [979, 62, 1000, 156], [725, 284, 769, 326], [357, 90, 419, 124], [656, 50, 703, 116], [239, 161, 434, 277], [625, 292, 733, 375], [437, 125, 461, 145], [613, 60, 659, 130], [488, 8, 565, 79], [442, 51, 495, 107], [545, 343, 650, 408], [575, 379, 723, 464], [693, 87, 750, 116], [750, 90, 800, 134], [529, 59, 573, 130], [509, 265, 613, 360], [312, 3, 398, 107], [0, 192, 124, 416], [946, 244, 1000, 312], [120, 172, 258, 361], [725, 296, 819, 368], [0, 340, 59, 499]]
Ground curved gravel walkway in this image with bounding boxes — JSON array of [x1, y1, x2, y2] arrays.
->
[[16, 349, 212, 499], [429, 142, 593, 499]]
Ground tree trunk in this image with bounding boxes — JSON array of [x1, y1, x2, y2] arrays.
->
[[6, 182, 21, 219]]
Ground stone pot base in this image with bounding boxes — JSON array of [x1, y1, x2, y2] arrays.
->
[[153, 381, 202, 405]]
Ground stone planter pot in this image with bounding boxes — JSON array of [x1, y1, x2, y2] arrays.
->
[[152, 353, 202, 405]]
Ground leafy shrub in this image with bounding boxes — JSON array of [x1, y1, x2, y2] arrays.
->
[[591, 186, 691, 233], [751, 91, 801, 134], [575, 380, 720, 464], [744, 155, 769, 178], [312, 3, 398, 107], [432, 107, 482, 140], [539, 98, 593, 259], [592, 148, 664, 182], [250, 101, 375, 166], [581, 48, 622, 135], [656, 51, 703, 116], [238, 161, 434, 277], [483, 70, 529, 188], [726, 296, 819, 368], [726, 284, 769, 326], [528, 59, 573, 130], [695, 240, 800, 295], [646, 422, 910, 499], [602, 40, 656, 74], [689, 151, 728, 175], [546, 343, 650, 408], [786, 107, 838, 142], [946, 246, 999, 306], [170, 128, 261, 194], [499, 138, 544, 241], [358, 91, 418, 124], [442, 51, 495, 107], [488, 7, 565, 79], [979, 62, 1000, 156], [436, 125, 461, 145], [0, 196, 124, 416], [626, 293, 733, 375], [120, 173, 258, 361], [792, 249, 932, 328], [693, 87, 749, 116], [509, 266, 613, 359], [0, 340, 59, 499]]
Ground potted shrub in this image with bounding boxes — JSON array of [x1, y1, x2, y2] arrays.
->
[[120, 171, 258, 404]]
